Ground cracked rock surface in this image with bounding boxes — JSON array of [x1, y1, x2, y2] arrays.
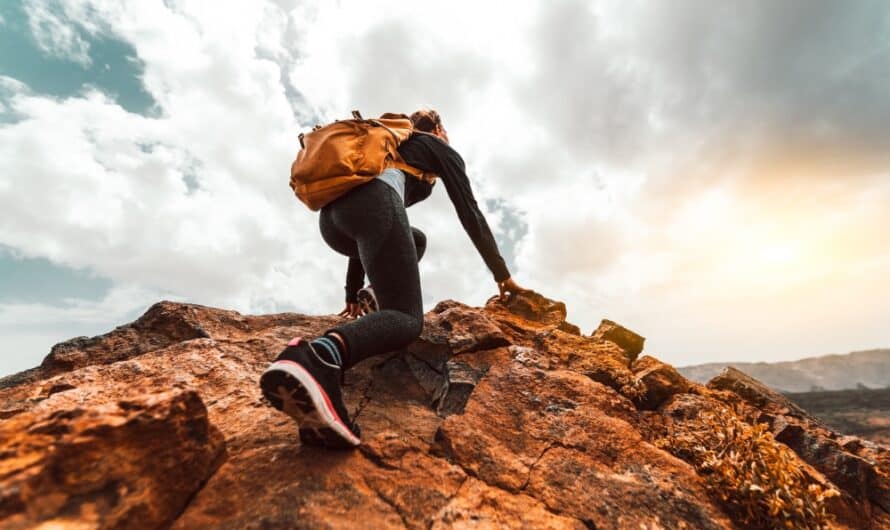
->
[[0, 293, 887, 529]]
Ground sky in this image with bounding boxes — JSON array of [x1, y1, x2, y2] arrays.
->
[[1, 0, 889, 377]]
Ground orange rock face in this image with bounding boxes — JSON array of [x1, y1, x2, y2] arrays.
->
[[0, 389, 224, 530], [0, 293, 887, 529]]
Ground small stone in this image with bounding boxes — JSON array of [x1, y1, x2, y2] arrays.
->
[[631, 355, 691, 410]]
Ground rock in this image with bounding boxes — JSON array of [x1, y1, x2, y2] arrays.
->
[[658, 392, 876, 528], [535, 330, 642, 401], [482, 291, 582, 339], [0, 389, 224, 530], [395, 345, 489, 418], [424, 300, 509, 354], [39, 301, 213, 375], [708, 366, 810, 419], [771, 419, 875, 498], [708, 366, 890, 521], [771, 415, 890, 515], [433, 359, 489, 417], [431, 477, 587, 529], [557, 320, 582, 335], [590, 319, 646, 362], [524, 446, 734, 530], [434, 348, 733, 528], [631, 355, 692, 410], [0, 296, 885, 529], [486, 291, 568, 328]]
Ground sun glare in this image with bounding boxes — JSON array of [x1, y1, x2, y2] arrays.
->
[[758, 244, 795, 264]]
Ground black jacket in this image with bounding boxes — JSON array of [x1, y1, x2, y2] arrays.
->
[[344, 133, 511, 302]]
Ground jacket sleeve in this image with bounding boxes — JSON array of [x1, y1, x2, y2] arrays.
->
[[398, 135, 511, 283], [345, 257, 365, 303]]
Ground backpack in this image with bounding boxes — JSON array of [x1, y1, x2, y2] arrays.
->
[[289, 110, 437, 211]]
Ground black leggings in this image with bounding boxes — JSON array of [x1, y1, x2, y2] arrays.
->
[[319, 179, 424, 370]]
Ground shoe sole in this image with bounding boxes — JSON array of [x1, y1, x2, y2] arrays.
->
[[260, 360, 361, 449]]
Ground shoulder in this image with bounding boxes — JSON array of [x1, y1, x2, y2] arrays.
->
[[407, 132, 449, 150], [411, 133, 464, 163]]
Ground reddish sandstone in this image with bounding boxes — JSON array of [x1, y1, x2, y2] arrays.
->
[[0, 294, 886, 529]]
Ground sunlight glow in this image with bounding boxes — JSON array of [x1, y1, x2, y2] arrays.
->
[[758, 244, 796, 264]]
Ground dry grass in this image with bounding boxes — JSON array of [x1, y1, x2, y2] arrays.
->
[[657, 404, 839, 529]]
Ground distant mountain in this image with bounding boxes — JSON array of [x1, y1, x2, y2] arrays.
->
[[678, 349, 890, 392]]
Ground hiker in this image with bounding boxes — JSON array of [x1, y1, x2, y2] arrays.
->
[[260, 109, 529, 449]]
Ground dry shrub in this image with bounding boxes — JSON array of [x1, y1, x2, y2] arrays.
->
[[657, 404, 839, 529]]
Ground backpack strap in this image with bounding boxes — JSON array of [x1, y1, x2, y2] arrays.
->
[[297, 111, 404, 150], [367, 119, 403, 144], [351, 109, 405, 144]]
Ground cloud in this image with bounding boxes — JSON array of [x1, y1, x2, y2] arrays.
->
[[502, 0, 890, 355], [1, 0, 889, 375], [0, 1, 341, 319], [0, 283, 158, 327], [0, 283, 161, 376], [24, 0, 94, 66], [519, 1, 890, 179]]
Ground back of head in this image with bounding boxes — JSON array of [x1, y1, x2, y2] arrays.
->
[[409, 108, 441, 133]]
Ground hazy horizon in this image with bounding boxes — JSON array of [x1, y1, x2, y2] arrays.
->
[[676, 347, 890, 369], [2, 1, 889, 377]]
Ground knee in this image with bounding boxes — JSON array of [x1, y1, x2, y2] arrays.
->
[[408, 312, 424, 341]]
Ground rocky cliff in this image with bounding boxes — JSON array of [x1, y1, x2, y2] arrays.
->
[[1, 293, 888, 529]]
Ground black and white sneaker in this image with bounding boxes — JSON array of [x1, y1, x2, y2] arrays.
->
[[260, 337, 361, 449], [357, 285, 378, 314]]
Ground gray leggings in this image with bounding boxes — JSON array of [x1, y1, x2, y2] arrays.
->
[[319, 179, 424, 370]]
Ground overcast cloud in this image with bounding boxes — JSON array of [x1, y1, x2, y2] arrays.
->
[[1, 0, 889, 376]]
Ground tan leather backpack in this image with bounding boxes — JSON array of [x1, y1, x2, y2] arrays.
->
[[289, 111, 437, 211]]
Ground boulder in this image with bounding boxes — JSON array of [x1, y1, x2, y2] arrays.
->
[[0, 389, 224, 530]]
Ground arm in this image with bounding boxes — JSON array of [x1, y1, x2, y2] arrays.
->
[[345, 257, 365, 303], [398, 135, 511, 283], [337, 258, 364, 319]]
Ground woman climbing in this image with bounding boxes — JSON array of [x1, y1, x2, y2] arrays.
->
[[260, 109, 530, 449]]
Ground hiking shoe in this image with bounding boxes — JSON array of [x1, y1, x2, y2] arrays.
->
[[259, 337, 361, 449], [357, 285, 378, 314]]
